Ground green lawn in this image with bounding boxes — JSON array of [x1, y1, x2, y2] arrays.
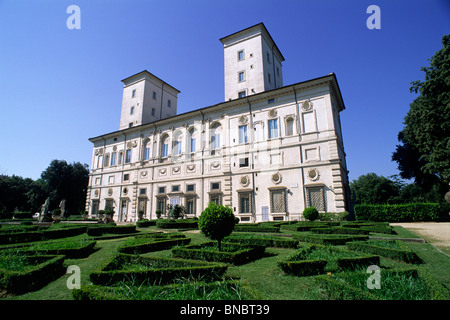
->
[[2, 224, 449, 300]]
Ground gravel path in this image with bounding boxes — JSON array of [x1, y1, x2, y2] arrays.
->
[[390, 222, 450, 253]]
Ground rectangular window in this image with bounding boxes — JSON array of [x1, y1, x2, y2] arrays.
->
[[238, 50, 244, 61], [130, 106, 134, 115], [190, 135, 196, 153], [238, 71, 245, 82], [238, 91, 246, 98], [125, 149, 131, 163], [268, 119, 278, 139], [209, 194, 222, 206], [270, 189, 286, 213], [158, 186, 166, 194], [168, 99, 171, 107], [239, 157, 249, 168], [170, 197, 180, 206], [111, 152, 117, 166], [211, 182, 220, 191], [157, 197, 166, 215], [129, 123, 133, 128], [151, 108, 156, 116], [186, 184, 195, 192], [132, 89, 136, 98], [174, 140, 182, 155], [152, 91, 157, 99], [268, 73, 271, 84], [239, 125, 248, 144], [306, 186, 326, 212], [123, 174, 129, 181], [186, 196, 196, 215], [172, 185, 180, 192], [239, 192, 252, 214], [162, 143, 168, 158], [139, 188, 147, 195]]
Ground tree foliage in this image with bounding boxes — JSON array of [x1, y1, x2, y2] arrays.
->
[[393, 34, 450, 184], [0, 160, 89, 217], [198, 202, 236, 251], [350, 173, 401, 205]]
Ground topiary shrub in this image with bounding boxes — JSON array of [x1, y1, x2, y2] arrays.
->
[[303, 207, 319, 221], [198, 202, 236, 251]]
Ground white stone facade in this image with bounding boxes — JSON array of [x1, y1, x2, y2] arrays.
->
[[86, 23, 350, 223]]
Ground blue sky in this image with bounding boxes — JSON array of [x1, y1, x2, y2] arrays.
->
[[0, 0, 449, 182]]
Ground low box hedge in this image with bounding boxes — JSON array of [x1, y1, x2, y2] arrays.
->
[[18, 240, 97, 259], [224, 234, 298, 248], [171, 242, 265, 265], [316, 267, 449, 300], [280, 221, 331, 232], [136, 219, 156, 228], [119, 237, 191, 254], [86, 224, 137, 236], [293, 234, 369, 245], [0, 254, 65, 294], [233, 224, 280, 233], [310, 227, 371, 235], [279, 244, 380, 277], [155, 219, 199, 229], [354, 203, 441, 222], [89, 253, 227, 286], [346, 240, 423, 264]]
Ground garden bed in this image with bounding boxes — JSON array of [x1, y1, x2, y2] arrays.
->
[[0, 252, 65, 294], [316, 267, 449, 300], [155, 219, 199, 229], [293, 233, 369, 245], [89, 253, 228, 286], [278, 244, 380, 277], [171, 241, 265, 265], [346, 240, 423, 264], [119, 234, 191, 254], [224, 233, 299, 248], [16, 239, 97, 259], [73, 280, 248, 300], [233, 224, 280, 233]]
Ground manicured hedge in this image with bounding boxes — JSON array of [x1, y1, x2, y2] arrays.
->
[[171, 242, 265, 265], [86, 224, 137, 236], [0, 254, 65, 294], [293, 234, 369, 245], [310, 227, 371, 235], [136, 219, 156, 228], [119, 237, 191, 254], [19, 240, 97, 259], [155, 219, 199, 229], [89, 253, 227, 286], [233, 224, 280, 233], [354, 203, 441, 222], [224, 234, 299, 248], [346, 240, 423, 264], [278, 244, 380, 277], [316, 267, 449, 300]]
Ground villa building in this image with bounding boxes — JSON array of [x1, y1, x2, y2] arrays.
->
[[85, 23, 350, 222]]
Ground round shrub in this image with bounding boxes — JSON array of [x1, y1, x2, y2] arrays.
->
[[198, 202, 236, 251], [303, 207, 319, 221]]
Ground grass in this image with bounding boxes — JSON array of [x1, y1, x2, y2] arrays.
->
[[1, 222, 449, 300]]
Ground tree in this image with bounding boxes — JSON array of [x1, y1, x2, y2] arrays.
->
[[198, 202, 236, 251], [40, 160, 89, 215], [393, 34, 450, 184], [350, 173, 401, 205]]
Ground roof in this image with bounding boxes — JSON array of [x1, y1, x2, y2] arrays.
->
[[121, 69, 181, 93], [220, 22, 285, 62]]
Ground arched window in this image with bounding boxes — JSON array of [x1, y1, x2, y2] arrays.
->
[[143, 139, 151, 160], [118, 151, 123, 165], [189, 128, 197, 153], [286, 117, 294, 136], [211, 123, 221, 149], [104, 153, 110, 167], [161, 134, 169, 158], [173, 131, 183, 155]]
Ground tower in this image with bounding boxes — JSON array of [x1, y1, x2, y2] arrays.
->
[[119, 70, 180, 130], [220, 23, 285, 101]]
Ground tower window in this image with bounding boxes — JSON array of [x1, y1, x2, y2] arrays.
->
[[152, 91, 157, 99], [238, 50, 244, 61], [132, 89, 136, 98], [168, 99, 171, 107], [130, 106, 134, 115], [238, 71, 245, 82], [151, 108, 156, 116], [238, 91, 246, 98]]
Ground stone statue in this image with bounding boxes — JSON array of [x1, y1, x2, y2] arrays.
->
[[39, 198, 50, 222], [59, 199, 66, 217]]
